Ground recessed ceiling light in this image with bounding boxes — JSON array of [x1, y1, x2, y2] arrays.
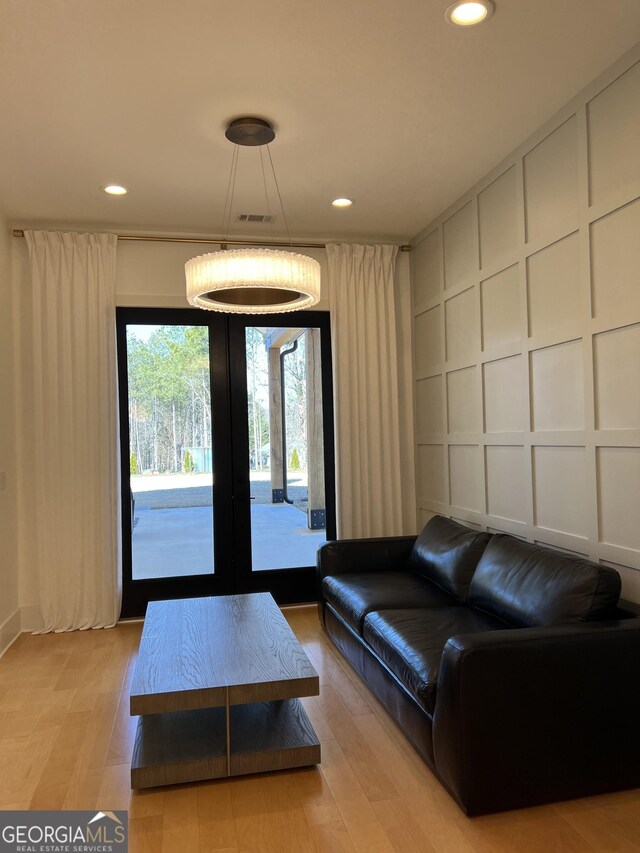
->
[[445, 0, 494, 26], [101, 184, 128, 195], [331, 198, 353, 208]]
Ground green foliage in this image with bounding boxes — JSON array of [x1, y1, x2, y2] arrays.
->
[[246, 328, 270, 470], [290, 447, 300, 471], [127, 324, 212, 473], [129, 452, 139, 475], [126, 324, 308, 476]]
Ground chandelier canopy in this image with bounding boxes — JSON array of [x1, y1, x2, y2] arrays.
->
[[185, 118, 321, 314]]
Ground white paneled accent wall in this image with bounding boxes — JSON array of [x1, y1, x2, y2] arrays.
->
[[411, 49, 640, 602]]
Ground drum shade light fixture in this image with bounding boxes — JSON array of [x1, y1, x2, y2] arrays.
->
[[185, 117, 320, 314]]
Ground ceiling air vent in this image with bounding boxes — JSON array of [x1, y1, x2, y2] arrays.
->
[[237, 213, 275, 223]]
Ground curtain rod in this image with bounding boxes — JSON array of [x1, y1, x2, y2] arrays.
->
[[12, 229, 411, 252]]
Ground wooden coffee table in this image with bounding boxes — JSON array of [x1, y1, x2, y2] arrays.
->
[[129, 592, 320, 788]]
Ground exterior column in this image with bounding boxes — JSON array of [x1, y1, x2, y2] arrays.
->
[[268, 347, 284, 503], [305, 328, 325, 529]]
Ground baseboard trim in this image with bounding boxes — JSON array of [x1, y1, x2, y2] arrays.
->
[[0, 609, 22, 660]]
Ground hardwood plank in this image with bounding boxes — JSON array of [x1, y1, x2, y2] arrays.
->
[[107, 636, 142, 766], [0, 708, 42, 739], [553, 788, 640, 822], [457, 803, 597, 853], [261, 771, 317, 853], [130, 815, 164, 853], [285, 766, 343, 827], [309, 819, 358, 852], [352, 712, 432, 798], [198, 782, 238, 852], [372, 798, 438, 853], [559, 808, 639, 852], [300, 695, 336, 743], [96, 762, 132, 812], [0, 730, 56, 807], [130, 788, 165, 819], [615, 816, 640, 852], [37, 687, 77, 730], [62, 692, 122, 810], [29, 710, 95, 809], [162, 785, 199, 853], [229, 774, 271, 852], [306, 639, 374, 717], [319, 739, 396, 853], [315, 684, 398, 803], [403, 791, 481, 853]]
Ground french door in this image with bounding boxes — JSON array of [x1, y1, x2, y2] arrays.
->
[[116, 307, 335, 617]]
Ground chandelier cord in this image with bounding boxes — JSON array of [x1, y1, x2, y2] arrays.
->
[[259, 146, 275, 243], [266, 143, 293, 248], [220, 144, 240, 244]]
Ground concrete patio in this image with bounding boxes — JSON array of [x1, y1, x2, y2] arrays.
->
[[131, 493, 326, 580]]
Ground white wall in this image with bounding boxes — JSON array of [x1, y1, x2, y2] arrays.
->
[[410, 46, 640, 602], [0, 214, 20, 653], [114, 239, 330, 309]]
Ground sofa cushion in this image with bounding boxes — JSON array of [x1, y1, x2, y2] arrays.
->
[[363, 607, 506, 716], [322, 572, 455, 635], [407, 515, 491, 602], [468, 535, 622, 628]]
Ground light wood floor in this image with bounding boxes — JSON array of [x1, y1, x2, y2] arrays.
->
[[0, 606, 638, 852]]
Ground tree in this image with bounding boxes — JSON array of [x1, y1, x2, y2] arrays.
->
[[129, 452, 139, 474], [290, 447, 300, 471], [283, 333, 308, 471], [183, 450, 195, 473], [245, 327, 269, 470], [126, 325, 212, 475]]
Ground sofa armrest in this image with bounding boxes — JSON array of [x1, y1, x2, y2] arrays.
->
[[317, 535, 416, 581], [316, 535, 417, 625], [433, 620, 640, 815]]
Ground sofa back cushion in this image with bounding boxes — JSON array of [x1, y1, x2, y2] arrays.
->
[[408, 516, 491, 603], [468, 535, 621, 627]]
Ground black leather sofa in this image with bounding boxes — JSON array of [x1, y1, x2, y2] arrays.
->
[[317, 515, 640, 815]]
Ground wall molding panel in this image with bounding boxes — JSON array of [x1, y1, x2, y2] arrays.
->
[[411, 47, 640, 601]]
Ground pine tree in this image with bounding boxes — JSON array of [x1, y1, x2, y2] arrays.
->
[[290, 447, 300, 471], [183, 450, 195, 473], [130, 452, 139, 475]]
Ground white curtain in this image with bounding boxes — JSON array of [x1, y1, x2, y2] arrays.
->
[[23, 231, 120, 632], [326, 243, 410, 539]]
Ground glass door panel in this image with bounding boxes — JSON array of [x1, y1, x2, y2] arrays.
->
[[118, 307, 334, 615], [245, 326, 327, 572], [126, 324, 214, 580]]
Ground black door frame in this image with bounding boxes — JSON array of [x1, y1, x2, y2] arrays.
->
[[116, 307, 335, 617], [227, 312, 336, 603]]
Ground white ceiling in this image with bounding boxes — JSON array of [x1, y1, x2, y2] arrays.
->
[[1, 1, 638, 243]]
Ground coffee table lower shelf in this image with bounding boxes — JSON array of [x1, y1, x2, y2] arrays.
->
[[131, 698, 321, 789]]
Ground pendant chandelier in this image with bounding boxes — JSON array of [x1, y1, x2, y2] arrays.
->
[[185, 117, 321, 314]]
